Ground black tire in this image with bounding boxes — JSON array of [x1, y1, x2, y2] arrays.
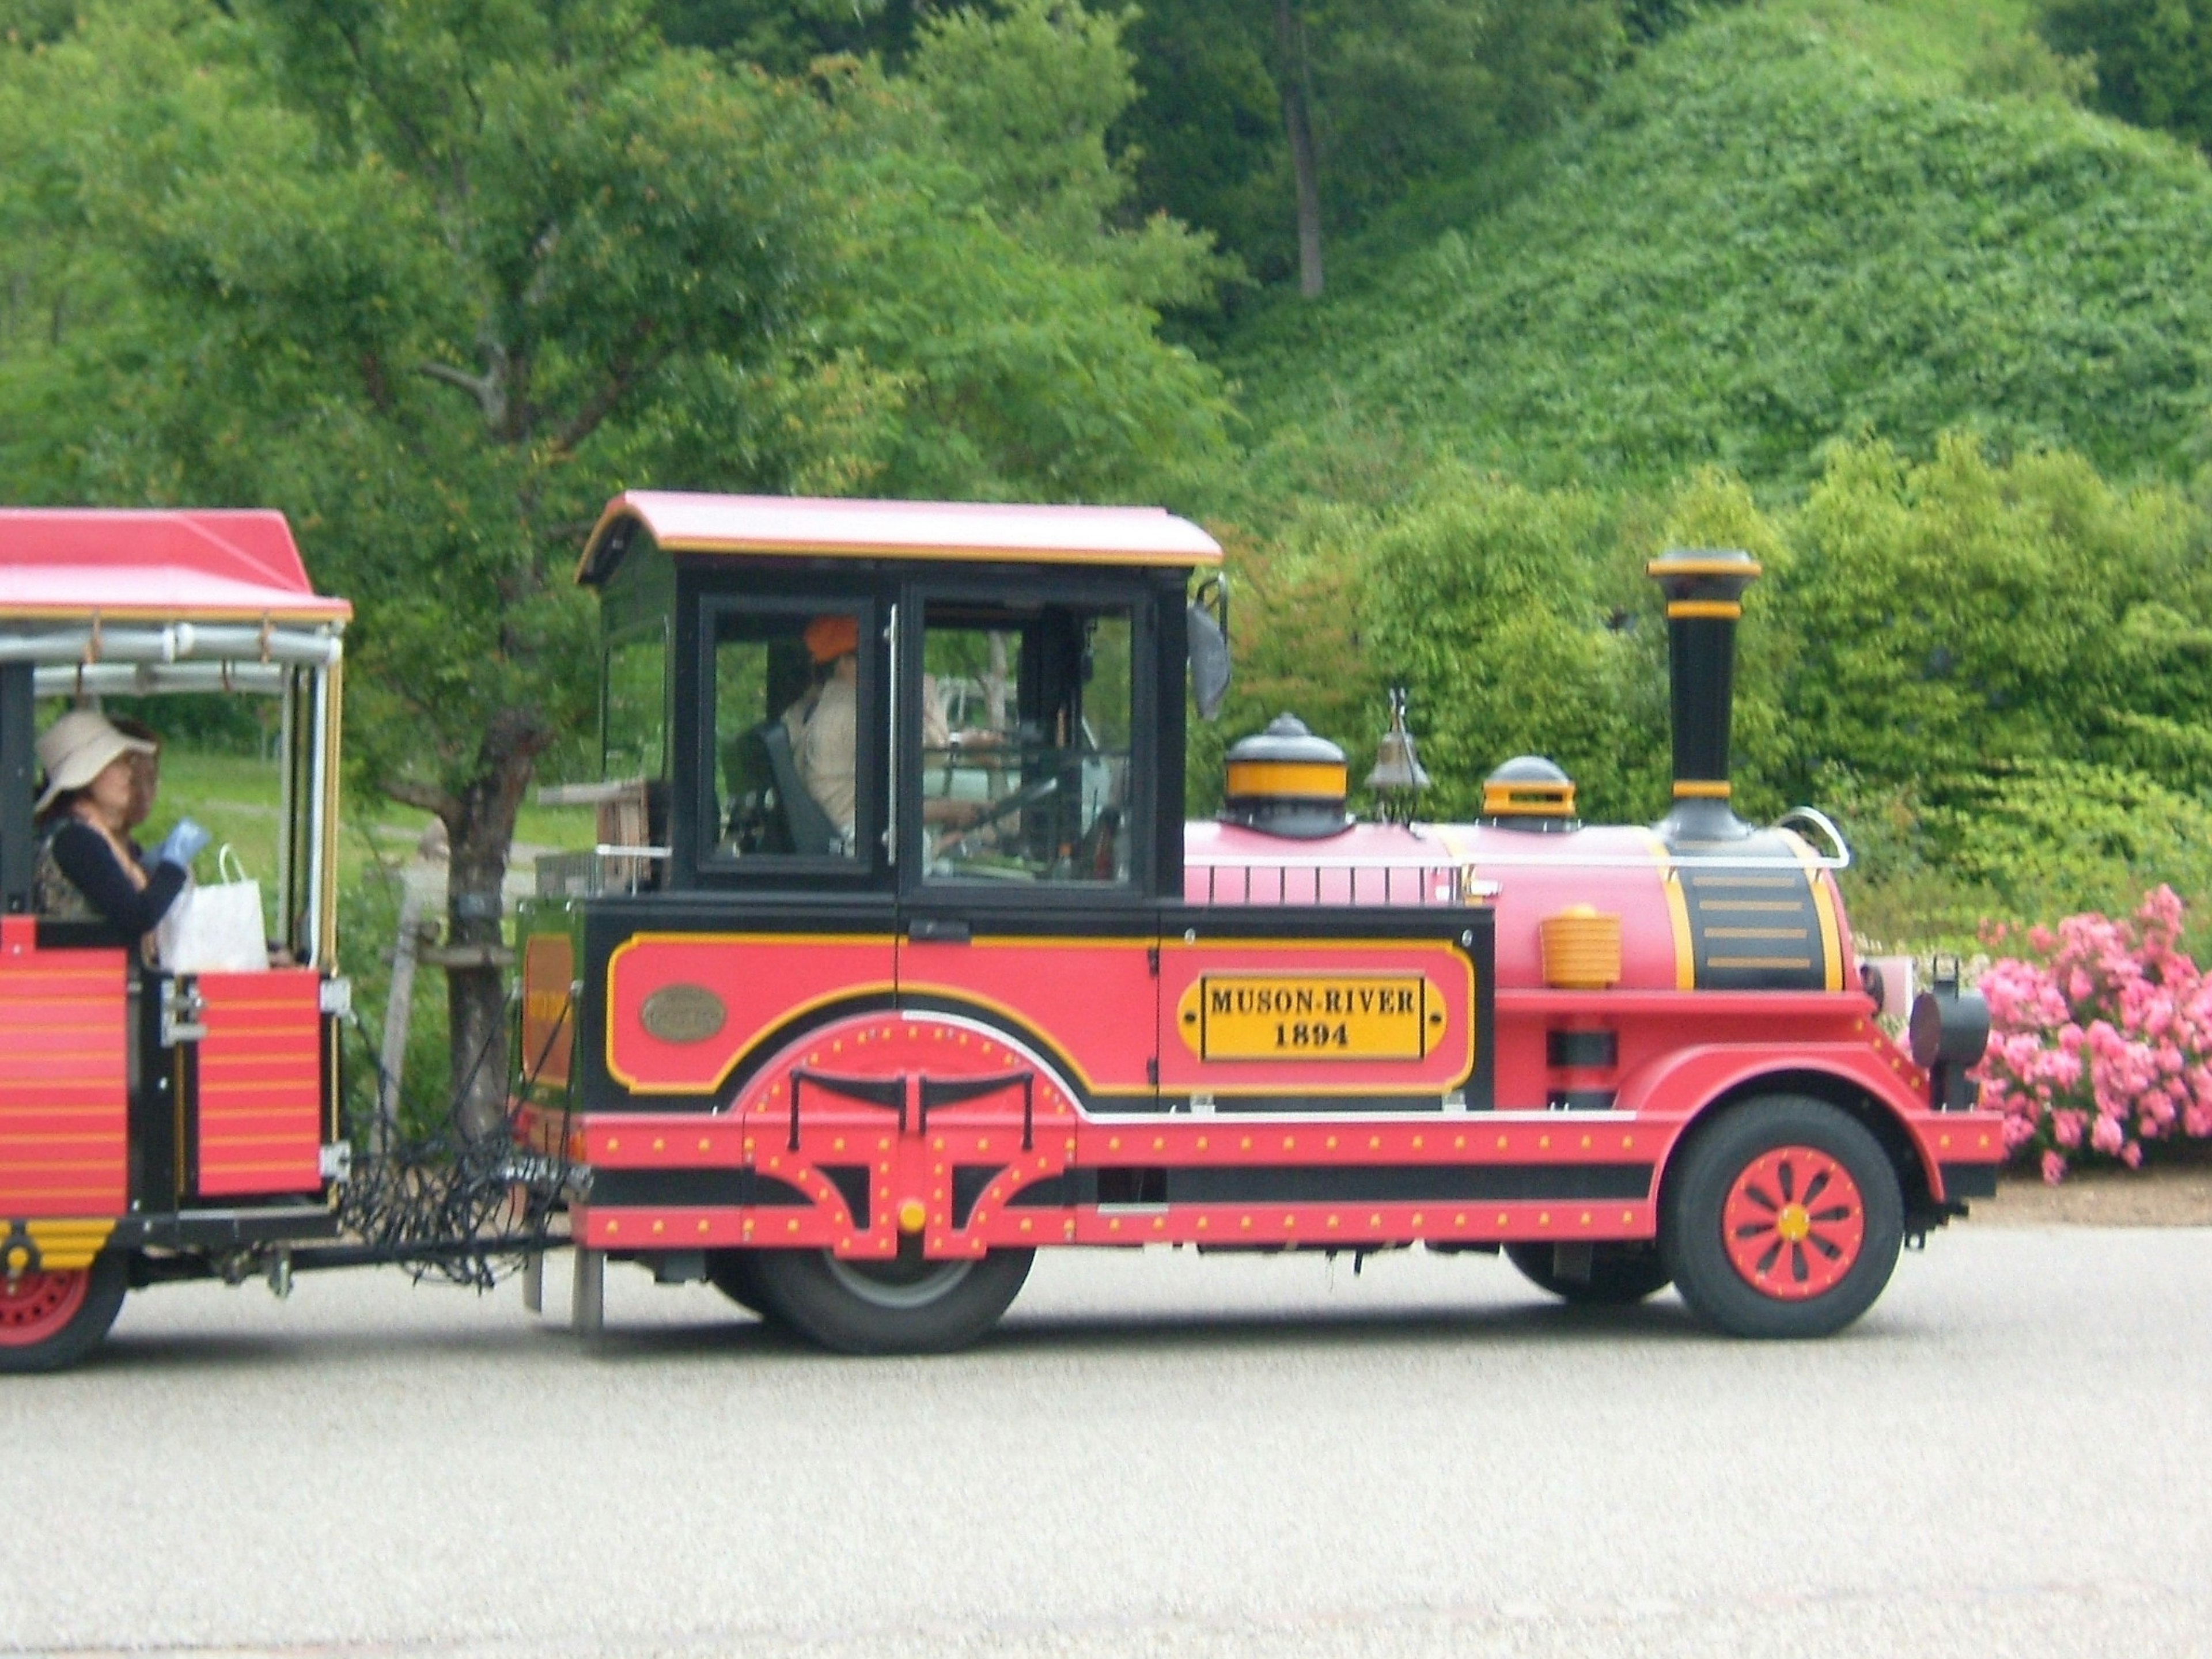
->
[[704, 1249, 783, 1325], [746, 1240, 1033, 1355], [1662, 1094, 1904, 1339], [1503, 1240, 1672, 1305], [0, 1251, 128, 1374]]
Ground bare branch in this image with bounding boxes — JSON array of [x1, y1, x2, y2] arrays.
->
[[417, 359, 506, 427], [381, 777, 460, 822]]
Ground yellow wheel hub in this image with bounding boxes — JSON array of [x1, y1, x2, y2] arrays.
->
[[1775, 1202, 1812, 1242]]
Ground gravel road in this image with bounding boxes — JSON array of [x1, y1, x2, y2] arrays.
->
[[3, 1226, 2206, 1658]]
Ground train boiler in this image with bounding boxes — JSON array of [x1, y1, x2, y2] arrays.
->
[[515, 494, 2003, 1352]]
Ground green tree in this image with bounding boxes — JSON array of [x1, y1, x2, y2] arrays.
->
[[0, 0, 1229, 1128]]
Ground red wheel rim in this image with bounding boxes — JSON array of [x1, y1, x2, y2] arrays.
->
[[0, 1267, 89, 1347], [1721, 1145, 1865, 1301]]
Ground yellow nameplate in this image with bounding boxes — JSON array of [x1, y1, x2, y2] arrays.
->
[[1177, 973, 1442, 1060]]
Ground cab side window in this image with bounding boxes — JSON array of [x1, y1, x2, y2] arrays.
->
[[919, 601, 1133, 885], [707, 604, 866, 864]]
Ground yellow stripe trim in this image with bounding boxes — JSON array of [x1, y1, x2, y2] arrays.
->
[[1644, 557, 1764, 578], [22, 1219, 116, 1271], [1640, 830, 1696, 991], [1225, 760, 1348, 798], [1665, 600, 1741, 619], [1672, 780, 1733, 799], [1482, 783, 1577, 815]]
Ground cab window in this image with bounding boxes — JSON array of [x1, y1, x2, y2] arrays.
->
[[706, 601, 868, 864], [601, 624, 668, 783], [918, 600, 1132, 885]]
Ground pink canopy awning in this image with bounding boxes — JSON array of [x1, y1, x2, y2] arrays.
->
[[581, 491, 1223, 582], [0, 509, 349, 623]]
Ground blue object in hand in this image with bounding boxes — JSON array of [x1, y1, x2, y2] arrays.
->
[[154, 818, 211, 871]]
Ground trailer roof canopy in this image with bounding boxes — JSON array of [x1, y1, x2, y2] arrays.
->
[[0, 509, 350, 624], [579, 490, 1223, 584]]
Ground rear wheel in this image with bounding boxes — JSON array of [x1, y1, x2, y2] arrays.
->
[[1503, 1241, 1671, 1305], [748, 1238, 1033, 1355], [1662, 1094, 1903, 1339], [0, 1251, 128, 1374]]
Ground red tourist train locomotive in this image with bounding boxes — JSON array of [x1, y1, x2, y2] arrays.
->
[[512, 492, 2003, 1353]]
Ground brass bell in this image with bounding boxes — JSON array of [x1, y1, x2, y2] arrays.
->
[[1365, 687, 1430, 821]]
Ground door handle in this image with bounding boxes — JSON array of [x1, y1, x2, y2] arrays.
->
[[907, 918, 971, 944]]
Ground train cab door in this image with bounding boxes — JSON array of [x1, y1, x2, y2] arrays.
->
[[891, 579, 1163, 1243], [608, 579, 901, 1118]]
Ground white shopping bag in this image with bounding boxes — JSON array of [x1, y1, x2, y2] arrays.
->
[[158, 846, 268, 975]]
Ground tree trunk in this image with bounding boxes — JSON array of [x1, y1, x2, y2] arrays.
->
[[1275, 0, 1325, 298], [440, 707, 550, 1142]]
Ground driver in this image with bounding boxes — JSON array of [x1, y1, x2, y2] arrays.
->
[[781, 614, 985, 850], [784, 614, 860, 843]]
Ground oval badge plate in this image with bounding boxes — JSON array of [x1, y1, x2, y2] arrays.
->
[[639, 983, 728, 1045]]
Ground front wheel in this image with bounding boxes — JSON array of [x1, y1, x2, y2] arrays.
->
[[1662, 1094, 1903, 1339], [748, 1240, 1033, 1355], [0, 1251, 128, 1374], [1504, 1241, 1672, 1305]]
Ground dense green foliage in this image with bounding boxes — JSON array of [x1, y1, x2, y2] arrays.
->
[[1118, 0, 1624, 294], [1229, 8, 2212, 490], [2041, 0, 2212, 147]]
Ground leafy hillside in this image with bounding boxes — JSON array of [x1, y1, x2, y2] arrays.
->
[[1225, 5, 2212, 491]]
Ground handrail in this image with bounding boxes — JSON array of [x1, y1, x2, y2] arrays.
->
[[1772, 805, 1853, 870]]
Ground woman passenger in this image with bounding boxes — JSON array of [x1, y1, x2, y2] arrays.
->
[[32, 710, 207, 941]]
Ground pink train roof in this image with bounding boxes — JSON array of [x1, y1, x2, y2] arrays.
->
[[0, 509, 349, 623], [581, 491, 1222, 581]]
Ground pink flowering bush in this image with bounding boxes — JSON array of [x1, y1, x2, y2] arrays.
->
[[1976, 887, 2212, 1182]]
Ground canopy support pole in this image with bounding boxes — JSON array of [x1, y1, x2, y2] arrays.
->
[[1, 664, 33, 914]]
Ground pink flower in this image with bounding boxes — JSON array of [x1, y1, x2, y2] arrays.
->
[[2042, 1149, 2068, 1184]]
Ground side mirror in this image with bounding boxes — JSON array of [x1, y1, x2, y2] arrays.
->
[[1187, 576, 1231, 722]]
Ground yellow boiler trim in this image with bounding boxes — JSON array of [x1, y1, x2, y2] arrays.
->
[[1482, 782, 1577, 816], [1641, 831, 1696, 990], [1671, 779, 1733, 799], [1225, 760, 1349, 799], [1779, 828, 1847, 993]]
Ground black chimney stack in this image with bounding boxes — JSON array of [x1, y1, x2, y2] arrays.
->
[[1646, 547, 1760, 841]]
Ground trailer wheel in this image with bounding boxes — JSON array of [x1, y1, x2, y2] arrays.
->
[[1503, 1241, 1671, 1305], [0, 1251, 128, 1374], [1662, 1094, 1903, 1339], [704, 1249, 782, 1325], [747, 1240, 1033, 1355]]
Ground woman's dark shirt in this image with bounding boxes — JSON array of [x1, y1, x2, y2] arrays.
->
[[45, 820, 185, 935]]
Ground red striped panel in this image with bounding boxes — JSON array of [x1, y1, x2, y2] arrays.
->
[[0, 944, 128, 1218], [194, 969, 323, 1197]]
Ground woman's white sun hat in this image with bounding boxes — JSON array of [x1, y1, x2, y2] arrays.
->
[[35, 710, 155, 814]]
